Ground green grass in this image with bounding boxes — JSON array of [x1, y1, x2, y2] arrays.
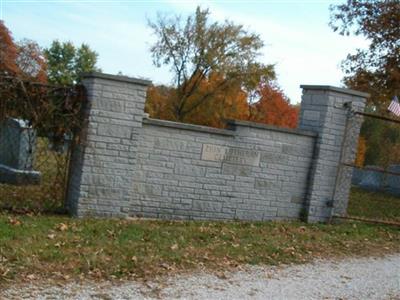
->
[[348, 187, 400, 222], [1, 213, 399, 283], [1, 167, 400, 283]]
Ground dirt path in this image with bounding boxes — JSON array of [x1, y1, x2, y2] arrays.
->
[[2, 254, 399, 299]]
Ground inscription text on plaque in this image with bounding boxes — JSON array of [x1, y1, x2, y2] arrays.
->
[[201, 144, 260, 166]]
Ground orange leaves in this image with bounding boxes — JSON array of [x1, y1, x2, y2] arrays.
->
[[184, 74, 250, 128], [146, 74, 251, 128], [146, 76, 298, 130], [0, 22, 47, 82], [355, 137, 367, 167], [0, 21, 19, 76], [249, 83, 299, 129], [8, 216, 22, 226], [55, 223, 69, 232], [145, 85, 176, 121]]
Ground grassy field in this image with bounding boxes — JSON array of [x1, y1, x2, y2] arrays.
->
[[0, 213, 399, 284], [348, 187, 400, 222]]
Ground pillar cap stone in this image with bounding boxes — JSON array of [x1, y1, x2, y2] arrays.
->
[[300, 85, 370, 98], [82, 72, 152, 86]]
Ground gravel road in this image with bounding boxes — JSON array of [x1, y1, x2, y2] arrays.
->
[[2, 254, 399, 299]]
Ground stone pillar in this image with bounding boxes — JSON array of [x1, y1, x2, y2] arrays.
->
[[298, 85, 368, 223], [66, 72, 151, 217]]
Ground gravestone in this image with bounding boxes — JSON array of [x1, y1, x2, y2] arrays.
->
[[386, 165, 400, 196], [351, 168, 364, 186], [0, 118, 41, 185], [358, 165, 384, 191]]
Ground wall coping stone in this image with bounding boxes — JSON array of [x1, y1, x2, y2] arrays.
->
[[81, 72, 152, 86], [227, 120, 318, 138], [143, 118, 235, 136], [300, 85, 370, 98]]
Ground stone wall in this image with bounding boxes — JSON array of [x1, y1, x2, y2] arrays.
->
[[298, 86, 367, 222], [66, 72, 368, 222], [132, 119, 316, 220], [65, 73, 150, 217]]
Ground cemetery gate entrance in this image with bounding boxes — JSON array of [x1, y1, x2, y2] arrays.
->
[[333, 109, 400, 226], [0, 76, 85, 213]]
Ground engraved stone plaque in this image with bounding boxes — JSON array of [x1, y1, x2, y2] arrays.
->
[[201, 144, 260, 166]]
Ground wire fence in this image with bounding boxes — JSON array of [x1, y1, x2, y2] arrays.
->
[[0, 75, 85, 213], [344, 110, 400, 224]]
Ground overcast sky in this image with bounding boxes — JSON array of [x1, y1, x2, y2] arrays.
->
[[2, 0, 368, 103]]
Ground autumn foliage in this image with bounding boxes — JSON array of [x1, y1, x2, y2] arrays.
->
[[17, 39, 47, 83], [146, 78, 299, 129], [0, 21, 19, 76], [2, 18, 299, 131], [0, 22, 85, 145], [185, 77, 249, 128], [146, 73, 256, 128], [355, 136, 367, 167], [249, 83, 299, 128], [0, 21, 46, 82], [146, 6, 299, 129]]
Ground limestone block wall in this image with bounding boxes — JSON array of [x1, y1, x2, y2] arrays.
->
[[298, 86, 367, 222], [66, 73, 150, 217], [132, 119, 316, 220], [66, 72, 368, 222]]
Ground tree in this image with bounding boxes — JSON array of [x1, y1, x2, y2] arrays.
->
[[146, 84, 177, 121], [16, 39, 47, 83], [0, 22, 46, 82], [359, 118, 400, 167], [249, 83, 299, 129], [355, 136, 366, 167], [0, 24, 85, 150], [146, 79, 299, 129], [148, 7, 275, 122], [146, 73, 250, 128], [0, 21, 20, 76], [178, 72, 250, 128], [330, 0, 400, 111], [75, 44, 100, 79], [44, 40, 100, 85], [330, 1, 400, 167]]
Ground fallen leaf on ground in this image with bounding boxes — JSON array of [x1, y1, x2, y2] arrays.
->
[[26, 274, 35, 280], [56, 223, 68, 231], [216, 271, 228, 279], [8, 217, 21, 226]]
